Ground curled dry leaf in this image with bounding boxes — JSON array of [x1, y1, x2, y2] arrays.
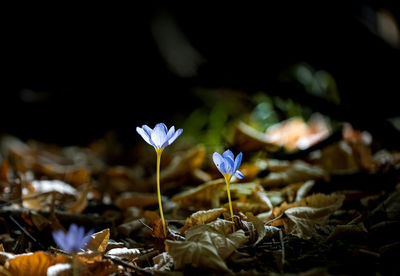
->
[[106, 247, 140, 262], [3, 251, 67, 276], [259, 161, 327, 188], [85, 228, 110, 253], [150, 252, 174, 272], [181, 207, 227, 233], [233, 121, 280, 152], [271, 193, 345, 239]]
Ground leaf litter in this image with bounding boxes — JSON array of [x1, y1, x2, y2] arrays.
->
[[0, 109, 399, 275]]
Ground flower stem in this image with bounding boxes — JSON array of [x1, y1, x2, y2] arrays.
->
[[224, 175, 235, 232], [72, 254, 78, 276], [156, 148, 167, 237]]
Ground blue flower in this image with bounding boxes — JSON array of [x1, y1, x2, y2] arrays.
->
[[52, 224, 94, 253], [213, 150, 244, 179], [136, 123, 183, 150]]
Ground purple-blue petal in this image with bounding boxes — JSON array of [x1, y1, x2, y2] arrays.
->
[[223, 150, 234, 162], [136, 127, 152, 146], [151, 124, 168, 148], [235, 170, 244, 179], [213, 152, 224, 168], [234, 152, 243, 172], [167, 128, 182, 146], [142, 125, 153, 136]]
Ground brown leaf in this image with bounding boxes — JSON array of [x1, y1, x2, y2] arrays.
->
[[271, 194, 345, 239], [172, 179, 225, 209], [245, 213, 280, 245], [114, 192, 158, 209], [5, 251, 67, 276], [326, 223, 368, 241], [65, 183, 92, 214], [181, 208, 227, 233], [166, 219, 249, 272], [85, 228, 110, 253], [260, 161, 327, 188], [233, 121, 280, 152]]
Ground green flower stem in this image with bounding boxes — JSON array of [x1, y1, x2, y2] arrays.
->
[[156, 148, 167, 237], [224, 175, 235, 232]]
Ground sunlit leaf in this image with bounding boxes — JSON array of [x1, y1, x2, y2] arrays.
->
[[181, 208, 227, 233], [85, 229, 110, 253], [5, 251, 67, 276]]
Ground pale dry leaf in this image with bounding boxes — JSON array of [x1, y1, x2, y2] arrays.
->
[[152, 252, 174, 271], [166, 238, 229, 272], [106, 248, 140, 262], [85, 228, 110, 253], [281, 194, 345, 239], [181, 207, 226, 233], [246, 213, 279, 245], [166, 219, 248, 272], [295, 180, 315, 202]]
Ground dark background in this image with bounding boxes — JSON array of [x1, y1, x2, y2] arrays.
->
[[2, 1, 399, 145]]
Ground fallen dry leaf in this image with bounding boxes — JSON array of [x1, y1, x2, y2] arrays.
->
[[271, 193, 345, 239], [233, 121, 280, 152], [85, 228, 110, 253], [181, 207, 227, 233], [166, 219, 248, 272], [172, 179, 225, 209], [326, 222, 368, 241], [4, 251, 67, 276], [65, 183, 92, 214], [259, 161, 327, 188], [150, 252, 174, 272], [114, 192, 159, 209], [106, 247, 140, 262], [265, 114, 331, 152]]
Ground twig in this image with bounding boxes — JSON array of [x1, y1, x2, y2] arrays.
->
[[9, 215, 45, 250], [104, 254, 153, 275], [279, 229, 285, 274]]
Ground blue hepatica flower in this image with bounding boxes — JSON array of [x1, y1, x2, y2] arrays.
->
[[213, 150, 244, 179], [136, 123, 183, 150], [52, 224, 94, 253]]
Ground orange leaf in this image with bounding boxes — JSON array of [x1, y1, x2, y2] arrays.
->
[[5, 251, 67, 276]]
